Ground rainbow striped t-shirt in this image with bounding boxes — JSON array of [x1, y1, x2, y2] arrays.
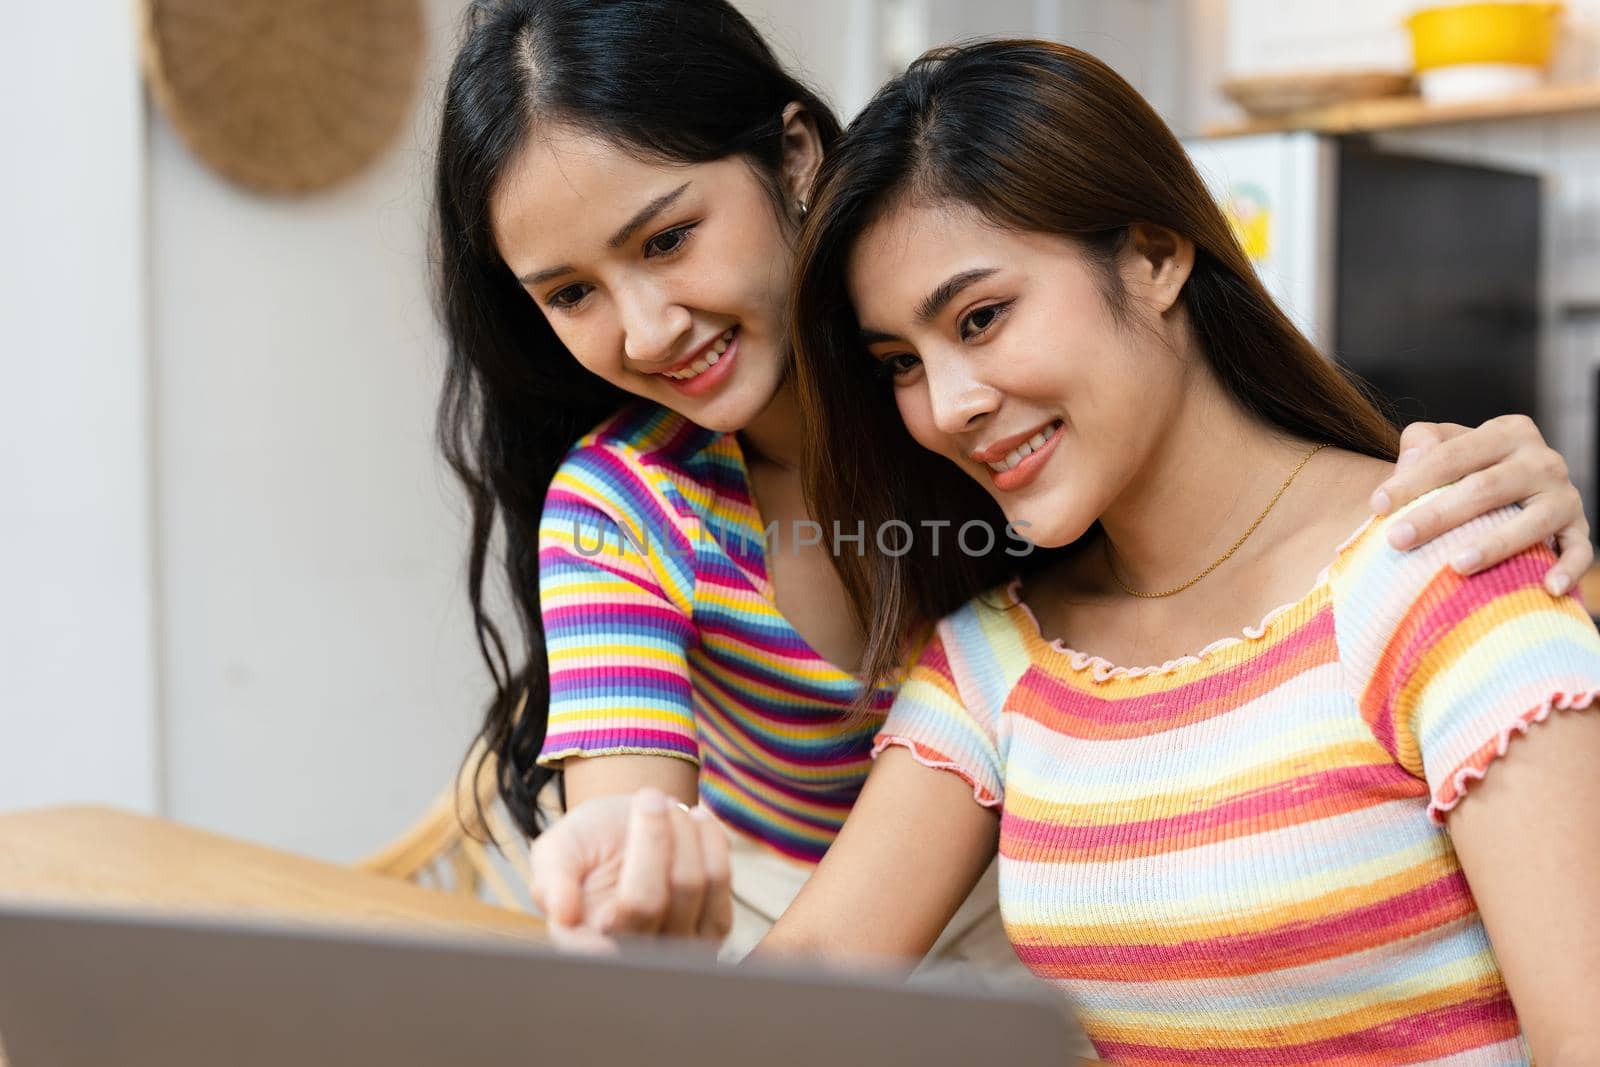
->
[[878, 497, 1600, 1064], [536, 403, 891, 863]]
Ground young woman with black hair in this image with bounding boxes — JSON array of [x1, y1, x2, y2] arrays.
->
[[434, 1, 1593, 974]]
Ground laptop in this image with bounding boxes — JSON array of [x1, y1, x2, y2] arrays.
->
[[0, 901, 1076, 1066]]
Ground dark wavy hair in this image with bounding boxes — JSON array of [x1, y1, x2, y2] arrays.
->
[[789, 40, 1401, 698], [435, 0, 843, 837]]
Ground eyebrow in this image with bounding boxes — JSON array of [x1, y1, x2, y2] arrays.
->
[[516, 181, 693, 290], [518, 262, 576, 289], [859, 266, 1003, 345], [915, 267, 1000, 324], [609, 182, 692, 249]]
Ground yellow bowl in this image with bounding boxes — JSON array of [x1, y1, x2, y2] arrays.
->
[[1406, 2, 1563, 70]]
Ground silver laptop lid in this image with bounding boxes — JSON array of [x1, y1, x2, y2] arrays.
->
[[0, 901, 1074, 1067]]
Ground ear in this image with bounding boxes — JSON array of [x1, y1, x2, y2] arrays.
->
[[1123, 223, 1195, 315], [778, 102, 824, 216]]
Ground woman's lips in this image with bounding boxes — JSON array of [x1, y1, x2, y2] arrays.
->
[[664, 328, 739, 397], [987, 423, 1063, 492]]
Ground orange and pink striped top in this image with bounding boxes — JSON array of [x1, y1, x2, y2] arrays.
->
[[878, 498, 1600, 1064]]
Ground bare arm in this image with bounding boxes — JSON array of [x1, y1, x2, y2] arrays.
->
[[1447, 708, 1600, 1066], [754, 747, 1000, 965], [563, 753, 699, 808]]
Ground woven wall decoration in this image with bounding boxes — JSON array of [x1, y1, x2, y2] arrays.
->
[[140, 0, 426, 195]]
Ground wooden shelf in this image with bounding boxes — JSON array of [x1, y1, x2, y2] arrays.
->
[[1205, 81, 1600, 138]]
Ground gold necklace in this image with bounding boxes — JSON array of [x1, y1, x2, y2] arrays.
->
[[1104, 443, 1328, 599]]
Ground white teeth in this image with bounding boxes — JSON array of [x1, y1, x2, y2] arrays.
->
[[664, 328, 737, 382], [983, 421, 1061, 473]]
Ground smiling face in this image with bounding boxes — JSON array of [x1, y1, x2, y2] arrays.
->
[[489, 125, 806, 433], [850, 201, 1195, 549]]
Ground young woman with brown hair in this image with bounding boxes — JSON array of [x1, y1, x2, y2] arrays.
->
[[739, 39, 1600, 1064]]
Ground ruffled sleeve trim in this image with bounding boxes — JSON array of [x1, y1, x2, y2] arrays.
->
[[536, 745, 701, 771], [871, 735, 1002, 808], [1428, 688, 1600, 822]]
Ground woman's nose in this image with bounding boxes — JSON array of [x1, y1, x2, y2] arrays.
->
[[926, 359, 1000, 435], [619, 285, 691, 366]]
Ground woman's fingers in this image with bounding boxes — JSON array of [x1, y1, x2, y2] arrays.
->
[[692, 806, 733, 942], [606, 795, 730, 944], [1372, 420, 1506, 517], [1396, 419, 1462, 458], [1385, 467, 1523, 555], [1448, 499, 1562, 574], [1495, 487, 1589, 585], [528, 834, 584, 929], [660, 802, 706, 937], [530, 820, 623, 953], [1371, 415, 1591, 597], [1549, 508, 1593, 596], [546, 920, 621, 954], [533, 788, 727, 947], [606, 788, 677, 936], [1388, 469, 1576, 582]]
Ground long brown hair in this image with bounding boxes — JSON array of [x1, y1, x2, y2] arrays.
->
[[790, 40, 1399, 697]]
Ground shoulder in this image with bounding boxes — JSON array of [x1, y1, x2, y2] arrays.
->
[[884, 585, 1037, 799], [920, 582, 1040, 712], [1270, 448, 1390, 573], [548, 403, 731, 519], [1329, 487, 1526, 605], [1326, 488, 1575, 689], [581, 402, 720, 459], [562, 402, 721, 478]]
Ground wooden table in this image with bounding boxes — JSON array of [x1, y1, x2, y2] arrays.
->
[[0, 805, 547, 1067], [0, 805, 547, 939]]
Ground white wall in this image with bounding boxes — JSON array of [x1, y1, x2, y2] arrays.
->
[[914, 0, 1191, 124], [0, 2, 159, 813], [148, 0, 487, 862], [734, 0, 1198, 129], [734, 0, 885, 119]]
